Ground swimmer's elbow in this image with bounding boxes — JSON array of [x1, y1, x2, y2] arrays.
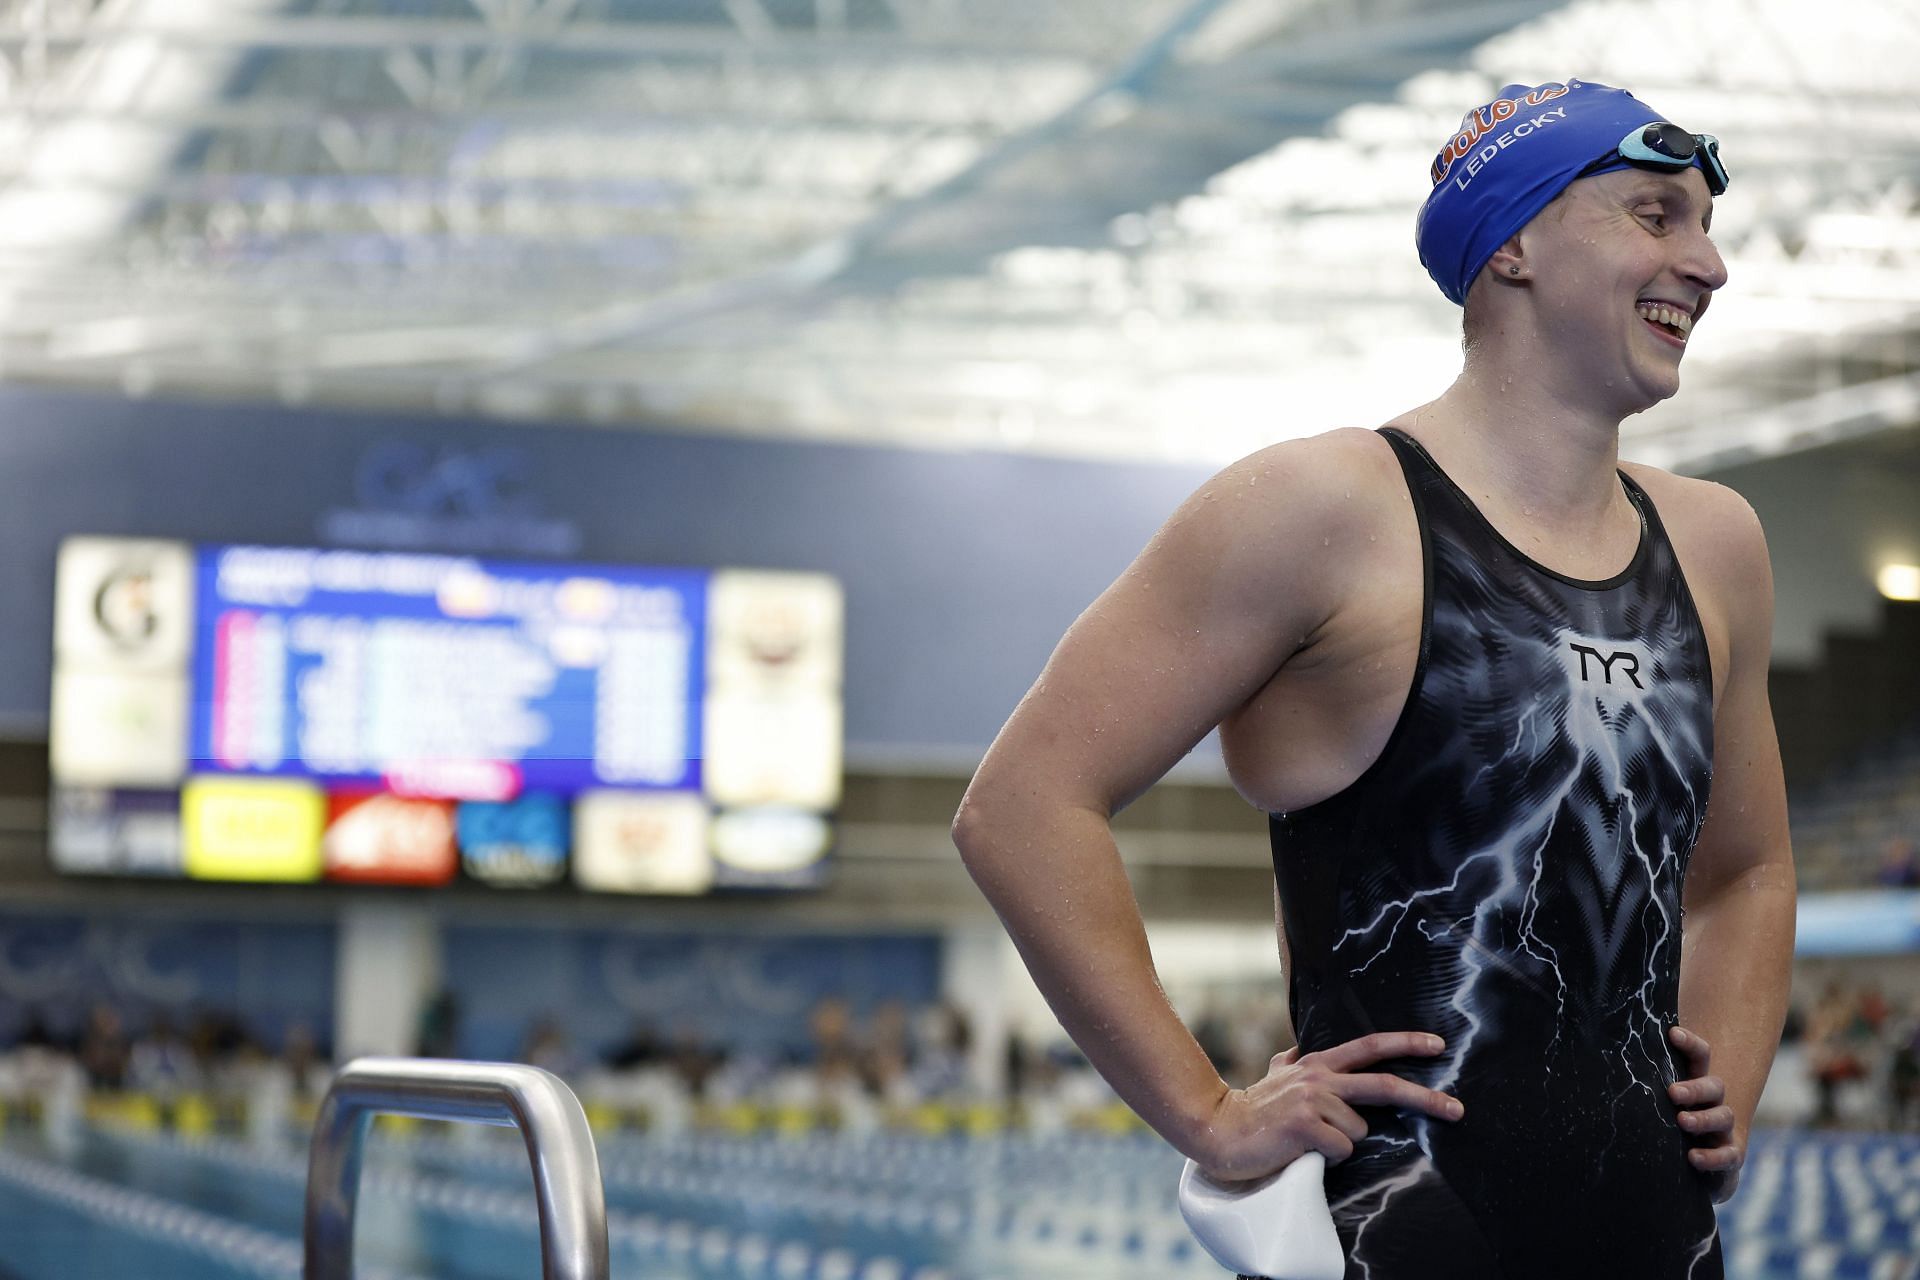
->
[[951, 779, 1108, 871], [950, 779, 1046, 867], [950, 786, 998, 862], [952, 794, 1024, 898]]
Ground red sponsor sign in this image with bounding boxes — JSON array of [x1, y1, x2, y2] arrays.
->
[[323, 790, 457, 885]]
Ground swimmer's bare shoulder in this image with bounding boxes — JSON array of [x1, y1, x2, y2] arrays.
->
[[961, 426, 1400, 823], [955, 429, 1462, 1168]]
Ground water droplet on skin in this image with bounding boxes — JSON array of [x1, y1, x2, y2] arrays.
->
[[1322, 537, 1330, 547]]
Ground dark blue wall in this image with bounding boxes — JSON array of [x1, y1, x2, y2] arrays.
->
[[0, 910, 335, 1049], [0, 908, 938, 1065], [442, 925, 941, 1063], [0, 387, 1211, 759]]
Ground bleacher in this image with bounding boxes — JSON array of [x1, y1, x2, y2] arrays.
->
[[1788, 722, 1920, 892]]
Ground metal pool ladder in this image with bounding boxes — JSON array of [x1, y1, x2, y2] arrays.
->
[[304, 1057, 610, 1280]]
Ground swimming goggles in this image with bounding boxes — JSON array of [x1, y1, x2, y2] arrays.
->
[[1579, 122, 1728, 195]]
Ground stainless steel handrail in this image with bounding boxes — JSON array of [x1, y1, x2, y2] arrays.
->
[[303, 1057, 609, 1280]]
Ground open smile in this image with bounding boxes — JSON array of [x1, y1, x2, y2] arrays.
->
[[1635, 300, 1692, 349]]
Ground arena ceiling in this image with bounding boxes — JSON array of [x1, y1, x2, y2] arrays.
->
[[0, 0, 1915, 471]]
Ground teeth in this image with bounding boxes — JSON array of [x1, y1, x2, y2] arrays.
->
[[1636, 302, 1692, 337]]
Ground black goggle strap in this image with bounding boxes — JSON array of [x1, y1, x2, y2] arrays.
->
[[1695, 134, 1729, 196]]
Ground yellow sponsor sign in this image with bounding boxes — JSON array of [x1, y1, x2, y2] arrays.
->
[[182, 776, 324, 881]]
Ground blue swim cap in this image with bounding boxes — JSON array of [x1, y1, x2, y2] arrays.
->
[[1415, 79, 1682, 306]]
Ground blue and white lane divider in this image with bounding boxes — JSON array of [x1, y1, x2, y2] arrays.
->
[[96, 1127, 969, 1280], [0, 1147, 424, 1280]]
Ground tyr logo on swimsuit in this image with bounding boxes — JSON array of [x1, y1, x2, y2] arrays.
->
[[1568, 642, 1644, 689]]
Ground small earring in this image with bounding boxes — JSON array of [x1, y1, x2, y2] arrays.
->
[[1508, 265, 1521, 276]]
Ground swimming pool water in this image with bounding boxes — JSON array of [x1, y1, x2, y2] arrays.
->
[[0, 1127, 1911, 1279]]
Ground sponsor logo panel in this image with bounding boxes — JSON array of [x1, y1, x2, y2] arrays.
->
[[182, 776, 325, 882], [458, 794, 569, 887], [573, 791, 712, 895], [323, 790, 458, 886]]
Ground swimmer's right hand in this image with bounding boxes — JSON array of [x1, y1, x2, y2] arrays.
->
[[1192, 1031, 1464, 1182]]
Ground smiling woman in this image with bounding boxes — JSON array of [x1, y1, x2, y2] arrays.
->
[[954, 73, 1793, 1280]]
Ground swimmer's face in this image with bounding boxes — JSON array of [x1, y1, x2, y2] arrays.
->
[[1518, 166, 1727, 414]]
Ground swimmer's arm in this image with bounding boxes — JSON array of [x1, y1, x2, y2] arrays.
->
[[952, 432, 1368, 1162], [1676, 491, 1795, 1148]]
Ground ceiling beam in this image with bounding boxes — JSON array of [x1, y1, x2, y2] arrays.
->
[[0, 15, 1108, 63]]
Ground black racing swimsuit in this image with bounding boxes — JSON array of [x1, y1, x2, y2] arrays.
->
[[1267, 427, 1723, 1280]]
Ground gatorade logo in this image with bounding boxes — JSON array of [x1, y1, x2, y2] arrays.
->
[[1430, 83, 1571, 185]]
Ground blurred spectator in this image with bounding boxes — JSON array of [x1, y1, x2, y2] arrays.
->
[[702, 1038, 776, 1106], [757, 996, 873, 1120], [77, 1004, 131, 1090], [1005, 1030, 1031, 1102], [603, 1018, 663, 1071], [519, 1016, 581, 1078], [1192, 1005, 1233, 1076], [666, 1022, 724, 1096], [188, 1009, 254, 1090], [1808, 981, 1869, 1124], [1889, 1001, 1920, 1131], [1858, 984, 1891, 1035], [860, 999, 912, 1100], [1876, 838, 1920, 887], [1808, 983, 1854, 1122], [129, 1012, 200, 1098], [909, 1001, 975, 1099], [282, 1020, 328, 1100], [14, 1008, 60, 1052], [805, 997, 861, 1090], [415, 990, 461, 1059]]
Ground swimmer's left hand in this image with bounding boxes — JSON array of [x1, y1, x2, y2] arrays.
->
[[1668, 1024, 1742, 1203]]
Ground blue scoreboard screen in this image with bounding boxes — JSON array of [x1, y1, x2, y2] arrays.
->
[[50, 538, 842, 894]]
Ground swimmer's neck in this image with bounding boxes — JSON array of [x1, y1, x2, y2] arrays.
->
[[1396, 361, 1629, 527]]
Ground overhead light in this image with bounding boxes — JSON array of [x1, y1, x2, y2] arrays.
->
[[1877, 563, 1920, 602]]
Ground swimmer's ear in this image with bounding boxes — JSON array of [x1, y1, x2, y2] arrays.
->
[[1485, 234, 1528, 284]]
